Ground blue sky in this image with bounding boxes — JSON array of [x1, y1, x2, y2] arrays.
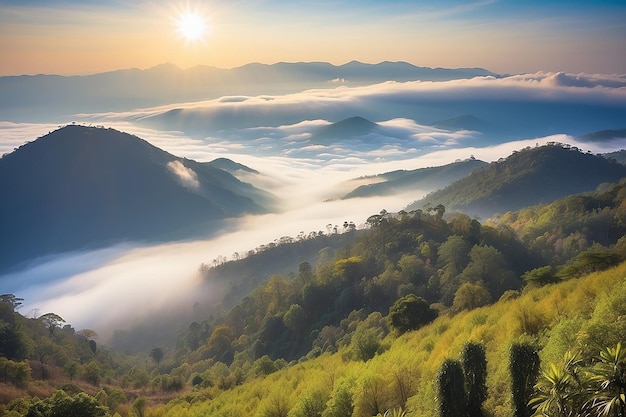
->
[[0, 0, 624, 75]]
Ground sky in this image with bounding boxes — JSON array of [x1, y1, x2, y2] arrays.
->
[[1, 0, 625, 76]]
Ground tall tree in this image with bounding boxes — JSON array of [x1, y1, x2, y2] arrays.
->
[[510, 342, 540, 417], [437, 359, 467, 417], [39, 313, 66, 337], [0, 294, 23, 311], [462, 342, 488, 417], [150, 347, 164, 365]]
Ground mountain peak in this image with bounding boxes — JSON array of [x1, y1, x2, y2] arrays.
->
[[408, 144, 626, 219], [0, 125, 272, 273], [310, 116, 379, 145]]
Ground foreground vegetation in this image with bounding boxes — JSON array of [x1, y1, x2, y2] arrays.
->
[[2, 172, 626, 416]]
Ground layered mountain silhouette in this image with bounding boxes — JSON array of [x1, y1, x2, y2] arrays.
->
[[407, 144, 626, 219], [343, 158, 488, 199], [0, 61, 495, 121], [0, 125, 275, 273]]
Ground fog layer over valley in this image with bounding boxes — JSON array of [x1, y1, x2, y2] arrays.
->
[[1, 64, 626, 344]]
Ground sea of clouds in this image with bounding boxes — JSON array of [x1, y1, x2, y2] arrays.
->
[[1, 70, 625, 337]]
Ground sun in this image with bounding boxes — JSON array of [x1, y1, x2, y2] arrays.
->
[[176, 11, 208, 42]]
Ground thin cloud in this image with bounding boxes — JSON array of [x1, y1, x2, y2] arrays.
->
[[167, 160, 200, 189]]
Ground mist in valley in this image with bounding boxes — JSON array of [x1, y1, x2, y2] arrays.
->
[[2, 118, 625, 347], [1, 66, 626, 349]]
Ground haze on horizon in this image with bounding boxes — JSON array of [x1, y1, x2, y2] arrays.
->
[[0, 0, 625, 76]]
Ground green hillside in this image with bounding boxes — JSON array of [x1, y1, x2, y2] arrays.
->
[[342, 158, 487, 199], [407, 143, 626, 219], [141, 262, 626, 417], [2, 162, 626, 417]]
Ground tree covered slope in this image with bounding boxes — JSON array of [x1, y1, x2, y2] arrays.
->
[[408, 143, 626, 219]]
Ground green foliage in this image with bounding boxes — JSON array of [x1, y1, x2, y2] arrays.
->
[[150, 347, 164, 365], [0, 302, 33, 360], [322, 384, 354, 417], [350, 325, 381, 362], [509, 343, 540, 417], [388, 294, 437, 334], [529, 352, 588, 417], [437, 359, 467, 417], [452, 282, 491, 312], [522, 266, 557, 287], [0, 357, 31, 387], [38, 313, 66, 337], [462, 343, 487, 417], [288, 388, 328, 417], [25, 390, 110, 417], [557, 245, 621, 279], [129, 397, 146, 417], [410, 144, 626, 218], [84, 361, 102, 386], [531, 343, 626, 417]]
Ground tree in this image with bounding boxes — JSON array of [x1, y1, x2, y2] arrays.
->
[[39, 313, 66, 337], [557, 246, 621, 279], [150, 347, 164, 365], [510, 342, 540, 417], [283, 304, 305, 331], [522, 266, 558, 287], [462, 342, 487, 417], [437, 359, 467, 417], [388, 294, 437, 334], [25, 390, 110, 417], [0, 294, 23, 310], [322, 384, 354, 417], [207, 324, 234, 363], [289, 388, 328, 417], [0, 302, 32, 359], [85, 361, 102, 386], [298, 261, 314, 283], [77, 329, 98, 340], [64, 362, 78, 381], [438, 236, 470, 277], [458, 245, 518, 299], [351, 325, 381, 362], [129, 397, 146, 417], [452, 281, 491, 312]]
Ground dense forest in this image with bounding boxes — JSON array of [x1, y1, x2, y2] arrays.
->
[[2, 146, 626, 417]]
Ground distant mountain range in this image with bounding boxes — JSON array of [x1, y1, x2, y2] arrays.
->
[[0, 125, 275, 273], [0, 61, 495, 121], [407, 144, 626, 219], [342, 158, 488, 199]]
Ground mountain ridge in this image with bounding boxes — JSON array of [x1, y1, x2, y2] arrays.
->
[[0, 125, 275, 273], [342, 158, 489, 199], [0, 62, 496, 121], [407, 143, 626, 218]]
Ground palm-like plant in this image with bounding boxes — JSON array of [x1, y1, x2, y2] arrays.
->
[[587, 342, 626, 417], [529, 351, 590, 417], [376, 408, 407, 417]]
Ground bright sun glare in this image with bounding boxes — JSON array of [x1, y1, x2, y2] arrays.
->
[[176, 11, 208, 42]]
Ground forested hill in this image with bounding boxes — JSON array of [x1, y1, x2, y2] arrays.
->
[[0, 125, 275, 273], [342, 158, 488, 199], [2, 178, 626, 416], [407, 143, 626, 219]]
